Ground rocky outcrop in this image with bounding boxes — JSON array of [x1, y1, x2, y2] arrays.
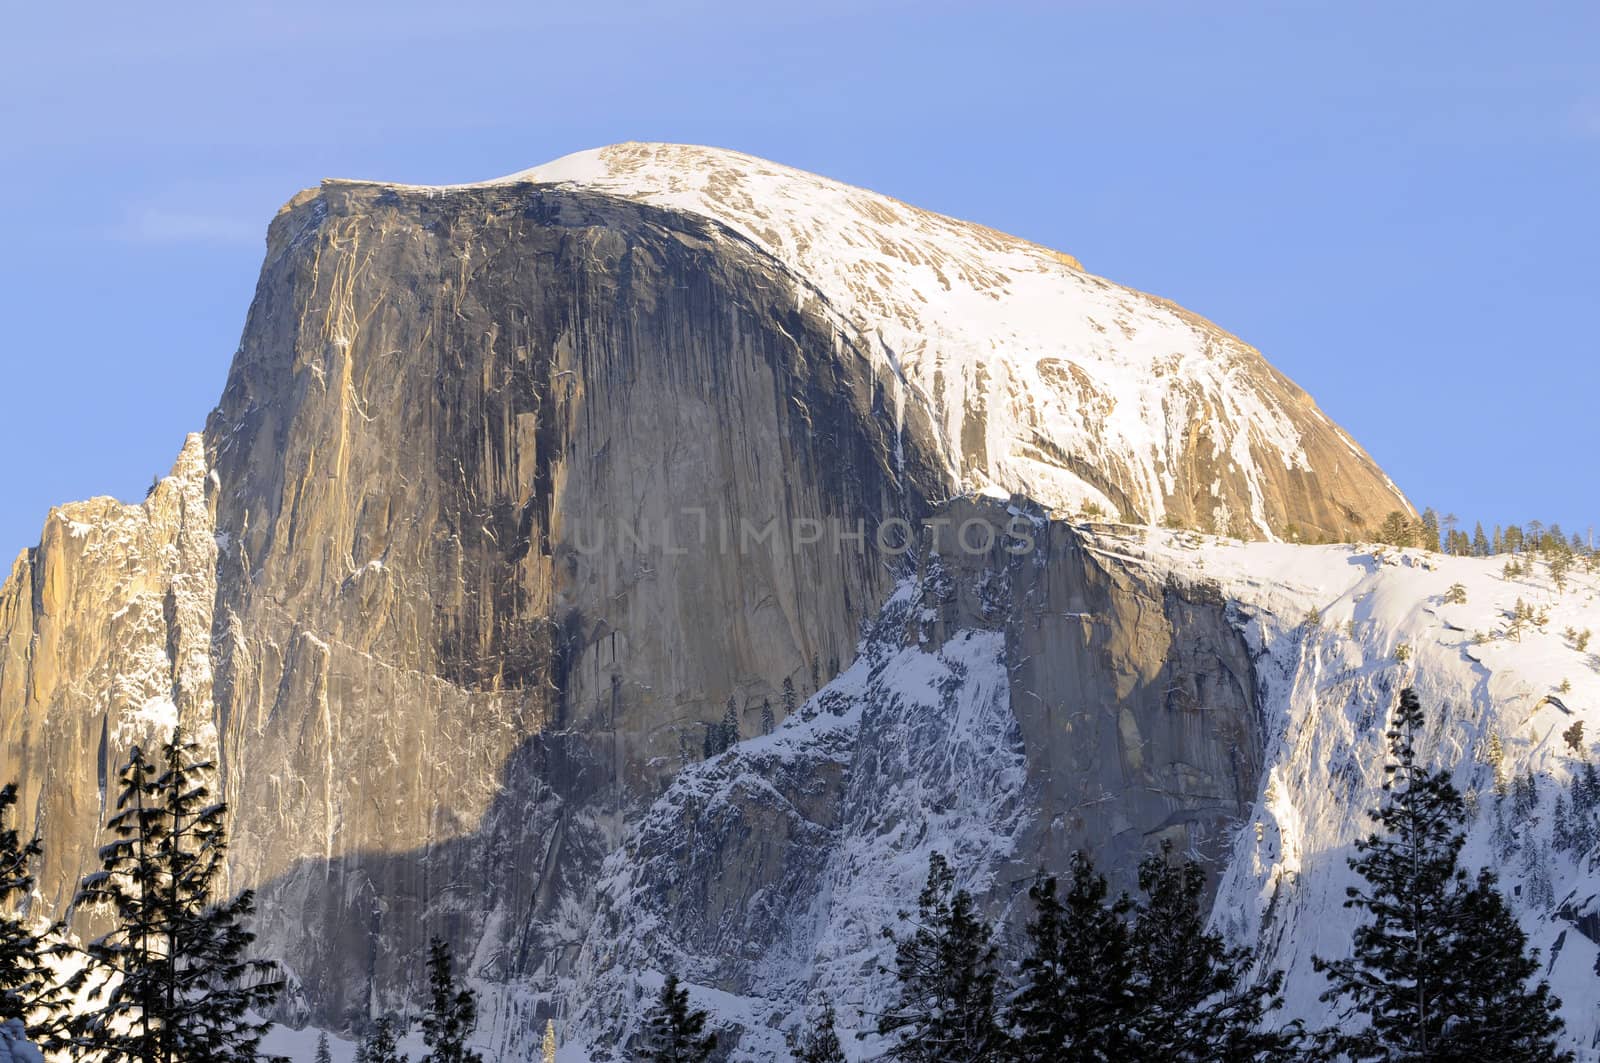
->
[[0, 435, 218, 929], [561, 500, 1264, 1060]]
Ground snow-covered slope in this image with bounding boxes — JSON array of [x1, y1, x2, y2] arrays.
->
[[1147, 532, 1600, 1054], [564, 587, 1026, 1061], [544, 522, 1600, 1061], [488, 142, 1409, 540]]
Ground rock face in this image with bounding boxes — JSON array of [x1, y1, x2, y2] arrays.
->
[[0, 144, 1420, 1053], [0, 435, 218, 932], [564, 500, 1265, 1059]]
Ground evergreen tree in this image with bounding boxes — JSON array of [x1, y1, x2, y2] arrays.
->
[[419, 937, 482, 1063], [1314, 689, 1570, 1060], [1483, 732, 1508, 797], [1441, 513, 1460, 548], [1129, 844, 1300, 1061], [785, 999, 846, 1063], [763, 694, 778, 736], [1007, 854, 1138, 1061], [1419, 508, 1440, 551], [876, 853, 1007, 1061], [1574, 758, 1600, 816], [640, 973, 715, 1063], [0, 784, 58, 1037], [1471, 522, 1489, 557], [1551, 794, 1578, 854], [1520, 841, 1554, 909], [314, 1032, 333, 1063], [58, 729, 284, 1063], [719, 697, 741, 753], [1379, 511, 1414, 547], [1438, 871, 1569, 1059], [355, 1017, 407, 1063], [1550, 550, 1573, 593], [1510, 770, 1538, 821]]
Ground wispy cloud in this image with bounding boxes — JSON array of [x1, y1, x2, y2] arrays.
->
[[110, 207, 262, 246]]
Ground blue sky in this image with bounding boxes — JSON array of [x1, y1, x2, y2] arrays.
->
[[1, 1, 1595, 559]]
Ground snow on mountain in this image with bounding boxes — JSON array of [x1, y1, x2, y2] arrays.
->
[[546, 521, 1600, 1060], [1053, 529, 1600, 1056], [492, 142, 1410, 540], [559, 577, 1026, 1061]]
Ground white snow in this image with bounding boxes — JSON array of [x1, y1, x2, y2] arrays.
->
[[1100, 528, 1600, 1057], [364, 142, 1397, 534], [553, 529, 1600, 1059]]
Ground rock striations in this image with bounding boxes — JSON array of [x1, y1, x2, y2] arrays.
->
[[10, 144, 1593, 1060]]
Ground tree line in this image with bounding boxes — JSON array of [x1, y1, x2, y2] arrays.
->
[[640, 689, 1573, 1062], [1378, 508, 1597, 571], [0, 730, 484, 1063], [2, 690, 1581, 1061]]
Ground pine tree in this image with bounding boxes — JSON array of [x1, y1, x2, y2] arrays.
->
[[1129, 844, 1300, 1061], [0, 785, 58, 1038], [1472, 522, 1489, 557], [58, 729, 285, 1063], [355, 1016, 407, 1063], [640, 973, 715, 1063], [1420, 508, 1440, 551], [785, 999, 846, 1063], [1007, 854, 1138, 1061], [314, 1032, 333, 1063], [1314, 688, 1570, 1060], [1510, 770, 1538, 821], [1437, 870, 1569, 1059], [1507, 598, 1532, 641], [541, 1018, 556, 1063], [1552, 794, 1577, 853], [419, 937, 482, 1063], [762, 694, 778, 737], [1483, 732, 1508, 796], [877, 853, 1007, 1061], [721, 698, 740, 752], [1379, 511, 1414, 547], [1575, 758, 1600, 816], [1520, 841, 1554, 909]]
